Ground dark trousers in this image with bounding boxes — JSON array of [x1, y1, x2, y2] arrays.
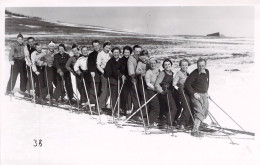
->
[[44, 66, 54, 97], [173, 88, 183, 122], [6, 59, 27, 92], [33, 66, 47, 99], [75, 74, 87, 103], [110, 82, 119, 111], [129, 76, 146, 117], [98, 74, 109, 108], [146, 90, 160, 123], [26, 66, 34, 93], [53, 71, 73, 101], [158, 92, 177, 125], [178, 88, 193, 125], [120, 79, 132, 115]]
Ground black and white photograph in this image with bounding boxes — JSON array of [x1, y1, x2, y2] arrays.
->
[[0, 0, 259, 165]]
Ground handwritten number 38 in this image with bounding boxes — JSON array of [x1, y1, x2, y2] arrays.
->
[[33, 139, 42, 147]]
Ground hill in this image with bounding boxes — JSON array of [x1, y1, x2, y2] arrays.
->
[[5, 10, 173, 46]]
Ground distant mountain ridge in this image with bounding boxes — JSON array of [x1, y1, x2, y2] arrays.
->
[[5, 10, 148, 36]]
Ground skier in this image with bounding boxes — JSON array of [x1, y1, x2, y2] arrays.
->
[[24, 36, 36, 97], [53, 44, 74, 104], [66, 44, 86, 105], [74, 46, 90, 106], [6, 33, 28, 96], [31, 43, 48, 104], [135, 50, 150, 118], [172, 59, 192, 130], [184, 58, 210, 137], [127, 45, 144, 122], [40, 41, 57, 103], [96, 41, 112, 111], [144, 57, 160, 126], [154, 58, 178, 129], [88, 40, 101, 106], [120, 46, 132, 116], [104, 47, 126, 115]]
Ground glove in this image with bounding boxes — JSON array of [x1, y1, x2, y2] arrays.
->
[[59, 71, 64, 77], [76, 70, 82, 76], [10, 61, 14, 65], [131, 77, 136, 84], [91, 72, 95, 77], [43, 62, 48, 66], [121, 75, 126, 83], [194, 93, 200, 100], [161, 90, 168, 95], [35, 71, 40, 76], [130, 75, 136, 84], [26, 61, 32, 67]]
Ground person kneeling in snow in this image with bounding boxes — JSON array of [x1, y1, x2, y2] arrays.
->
[[184, 58, 210, 137]]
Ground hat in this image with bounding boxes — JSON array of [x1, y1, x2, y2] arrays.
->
[[17, 32, 23, 39], [48, 41, 55, 47], [58, 44, 66, 50]]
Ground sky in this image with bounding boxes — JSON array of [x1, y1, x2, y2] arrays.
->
[[6, 7, 254, 37]]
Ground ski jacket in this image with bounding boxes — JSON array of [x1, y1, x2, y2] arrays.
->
[[9, 42, 25, 61]]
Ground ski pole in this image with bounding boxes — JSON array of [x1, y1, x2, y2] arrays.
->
[[141, 76, 150, 127], [45, 66, 51, 108], [134, 82, 147, 134], [107, 77, 113, 112], [124, 93, 158, 123], [209, 97, 245, 131], [166, 93, 174, 135], [37, 70, 43, 108], [117, 76, 120, 119], [82, 78, 93, 116], [208, 111, 238, 145], [61, 76, 73, 111], [92, 76, 102, 123], [74, 75, 80, 112], [29, 66, 36, 107], [10, 65, 13, 101], [112, 80, 124, 118], [181, 89, 195, 123]]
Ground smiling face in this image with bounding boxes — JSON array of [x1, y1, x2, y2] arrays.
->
[[197, 60, 206, 73], [17, 37, 23, 45], [150, 60, 157, 70], [28, 38, 34, 47], [163, 61, 172, 71], [36, 45, 42, 53], [93, 42, 100, 52], [72, 47, 79, 56], [49, 45, 55, 52], [180, 61, 189, 72], [123, 49, 131, 58], [113, 49, 120, 59], [81, 47, 88, 56], [58, 46, 65, 54], [103, 45, 111, 53]]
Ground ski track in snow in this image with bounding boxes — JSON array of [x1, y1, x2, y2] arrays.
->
[[1, 37, 259, 165]]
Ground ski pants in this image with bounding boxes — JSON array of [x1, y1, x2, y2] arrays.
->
[[191, 93, 209, 122], [98, 74, 109, 108], [177, 88, 193, 125], [53, 71, 73, 101], [146, 89, 160, 123], [158, 92, 178, 125], [6, 59, 27, 92]]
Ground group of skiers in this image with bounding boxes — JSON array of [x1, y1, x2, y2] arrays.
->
[[5, 32, 210, 137]]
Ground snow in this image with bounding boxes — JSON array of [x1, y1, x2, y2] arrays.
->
[[18, 24, 41, 28], [1, 36, 259, 165]]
